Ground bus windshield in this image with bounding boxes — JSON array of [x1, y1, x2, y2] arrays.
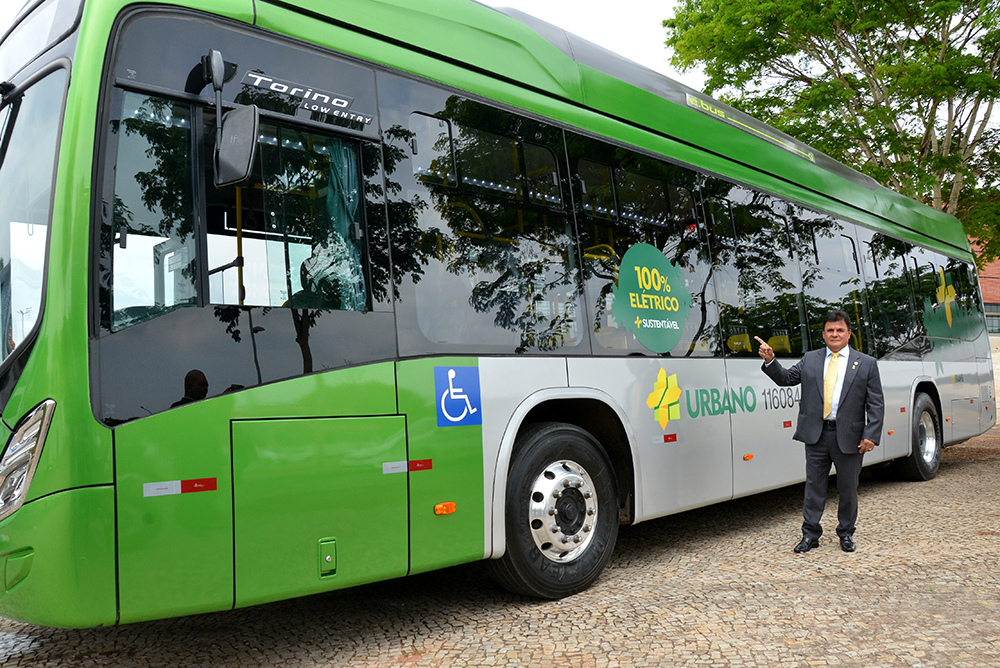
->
[[0, 70, 65, 364]]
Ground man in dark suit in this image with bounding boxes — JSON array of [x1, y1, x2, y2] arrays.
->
[[755, 310, 884, 553]]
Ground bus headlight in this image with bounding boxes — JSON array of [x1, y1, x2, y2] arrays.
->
[[0, 400, 56, 522]]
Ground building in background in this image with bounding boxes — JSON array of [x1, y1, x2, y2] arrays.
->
[[978, 254, 1000, 337]]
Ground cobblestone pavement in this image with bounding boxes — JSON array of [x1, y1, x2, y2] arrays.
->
[[2, 432, 999, 668]]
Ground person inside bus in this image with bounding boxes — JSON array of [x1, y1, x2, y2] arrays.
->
[[755, 310, 884, 553], [171, 369, 209, 407]]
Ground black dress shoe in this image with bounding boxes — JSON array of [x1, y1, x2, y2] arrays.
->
[[840, 535, 856, 552], [794, 537, 820, 553]]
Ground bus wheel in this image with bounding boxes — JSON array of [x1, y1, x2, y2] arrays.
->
[[892, 393, 941, 481], [487, 422, 618, 599]]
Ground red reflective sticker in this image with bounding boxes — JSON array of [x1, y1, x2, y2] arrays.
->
[[664, 434, 677, 443], [409, 459, 433, 471], [181, 478, 217, 493], [783, 420, 792, 428]]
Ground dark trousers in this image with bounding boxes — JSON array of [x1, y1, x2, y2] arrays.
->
[[802, 425, 864, 540]]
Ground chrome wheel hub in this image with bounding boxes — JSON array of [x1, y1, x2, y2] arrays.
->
[[527, 459, 598, 563], [917, 411, 938, 465]]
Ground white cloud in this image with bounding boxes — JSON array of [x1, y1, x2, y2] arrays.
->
[[0, 2, 23, 39]]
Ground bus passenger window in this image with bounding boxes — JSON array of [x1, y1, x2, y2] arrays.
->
[[577, 160, 614, 219], [796, 210, 870, 354], [522, 143, 561, 207], [668, 185, 696, 230], [723, 194, 806, 357], [573, 139, 716, 357], [386, 95, 583, 355], [865, 233, 917, 356], [207, 124, 369, 311], [615, 169, 668, 228], [949, 259, 986, 340], [108, 93, 196, 331], [455, 125, 519, 196], [409, 113, 455, 186]]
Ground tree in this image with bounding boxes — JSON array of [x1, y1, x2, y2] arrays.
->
[[664, 0, 1000, 263]]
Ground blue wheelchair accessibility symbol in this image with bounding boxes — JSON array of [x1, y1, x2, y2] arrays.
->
[[435, 366, 482, 427]]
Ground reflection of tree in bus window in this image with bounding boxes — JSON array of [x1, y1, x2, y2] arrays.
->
[[107, 93, 196, 331], [391, 97, 585, 354]]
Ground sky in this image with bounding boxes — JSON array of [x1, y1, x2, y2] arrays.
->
[[0, 2, 24, 37], [0, 1, 704, 90]]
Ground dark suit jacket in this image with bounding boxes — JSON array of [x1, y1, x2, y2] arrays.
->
[[762, 347, 884, 454]]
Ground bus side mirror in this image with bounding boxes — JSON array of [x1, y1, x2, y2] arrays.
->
[[215, 104, 259, 187], [203, 49, 259, 188]]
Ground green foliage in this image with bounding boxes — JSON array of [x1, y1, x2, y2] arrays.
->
[[664, 0, 1000, 265]]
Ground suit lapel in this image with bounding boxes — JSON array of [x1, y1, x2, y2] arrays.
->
[[839, 349, 859, 404], [814, 349, 825, 399]]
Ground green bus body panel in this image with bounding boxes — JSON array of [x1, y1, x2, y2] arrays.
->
[[116, 406, 235, 623], [233, 416, 408, 608], [115, 362, 396, 623], [267, 0, 584, 100], [0, 487, 116, 628], [15, 366, 113, 505], [396, 358, 485, 575]]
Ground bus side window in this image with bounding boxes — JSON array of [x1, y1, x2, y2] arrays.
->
[[724, 189, 806, 358], [522, 142, 561, 207], [615, 168, 668, 228], [571, 134, 717, 357], [795, 209, 871, 354], [106, 93, 197, 331], [578, 159, 615, 219], [921, 250, 971, 339], [409, 113, 455, 186], [908, 249, 941, 335], [956, 260, 984, 315], [454, 124, 519, 196], [952, 259, 986, 339], [666, 183, 718, 356], [386, 91, 584, 355], [704, 195, 736, 292], [207, 123, 369, 311], [865, 233, 917, 356]]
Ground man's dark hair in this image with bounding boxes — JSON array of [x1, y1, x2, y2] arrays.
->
[[824, 310, 852, 330]]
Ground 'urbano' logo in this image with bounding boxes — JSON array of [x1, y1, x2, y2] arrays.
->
[[685, 386, 757, 418]]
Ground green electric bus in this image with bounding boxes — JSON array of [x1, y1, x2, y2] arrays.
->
[[0, 0, 993, 628]]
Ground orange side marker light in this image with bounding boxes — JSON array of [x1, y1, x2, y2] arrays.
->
[[743, 454, 754, 461], [434, 502, 457, 515], [888, 430, 894, 435]]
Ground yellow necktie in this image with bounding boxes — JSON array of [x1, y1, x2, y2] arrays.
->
[[823, 352, 840, 419]]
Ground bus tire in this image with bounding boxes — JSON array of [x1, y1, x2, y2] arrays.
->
[[487, 422, 618, 599], [891, 393, 941, 481]]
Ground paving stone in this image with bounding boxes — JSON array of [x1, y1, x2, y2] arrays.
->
[[4, 409, 1000, 666]]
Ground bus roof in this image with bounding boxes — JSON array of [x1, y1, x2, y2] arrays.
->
[[261, 0, 967, 254]]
